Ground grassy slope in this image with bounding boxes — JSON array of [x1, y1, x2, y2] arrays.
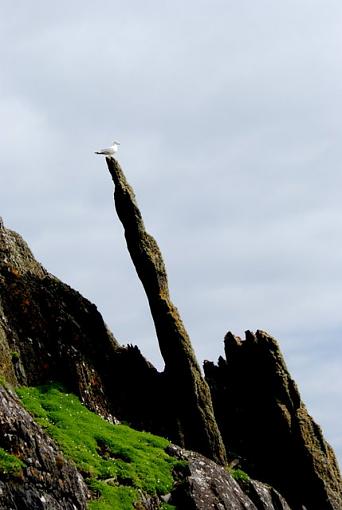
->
[[0, 447, 25, 477], [17, 384, 180, 509]]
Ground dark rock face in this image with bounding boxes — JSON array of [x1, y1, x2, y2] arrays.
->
[[106, 157, 226, 465], [167, 444, 291, 510], [204, 330, 342, 510], [0, 385, 89, 509], [105, 343, 169, 436]]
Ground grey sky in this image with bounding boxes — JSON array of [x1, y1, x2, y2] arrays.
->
[[1, 1, 341, 463]]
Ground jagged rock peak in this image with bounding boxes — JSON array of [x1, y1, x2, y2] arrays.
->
[[204, 329, 342, 510], [224, 330, 242, 348]]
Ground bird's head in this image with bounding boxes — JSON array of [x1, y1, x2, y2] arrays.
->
[[112, 140, 120, 146]]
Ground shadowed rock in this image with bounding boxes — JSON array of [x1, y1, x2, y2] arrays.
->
[[106, 157, 226, 464], [204, 329, 342, 510]]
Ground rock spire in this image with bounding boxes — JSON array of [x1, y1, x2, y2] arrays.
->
[[106, 157, 226, 464]]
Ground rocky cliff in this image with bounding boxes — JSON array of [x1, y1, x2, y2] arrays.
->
[[0, 176, 341, 510]]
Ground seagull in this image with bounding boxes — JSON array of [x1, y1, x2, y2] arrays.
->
[[95, 140, 120, 158]]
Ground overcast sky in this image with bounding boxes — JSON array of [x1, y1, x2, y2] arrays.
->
[[1, 1, 341, 464]]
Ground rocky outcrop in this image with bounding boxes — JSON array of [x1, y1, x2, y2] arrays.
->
[[167, 444, 291, 510], [106, 157, 226, 464], [204, 330, 342, 510], [0, 218, 209, 451], [0, 384, 89, 509], [1, 216, 341, 509]]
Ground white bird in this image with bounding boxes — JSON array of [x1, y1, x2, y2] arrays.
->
[[95, 140, 120, 158]]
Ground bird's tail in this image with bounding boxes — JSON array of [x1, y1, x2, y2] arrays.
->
[[94, 151, 101, 154]]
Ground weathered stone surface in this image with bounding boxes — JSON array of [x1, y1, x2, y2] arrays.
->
[[167, 444, 291, 510], [106, 156, 226, 464], [0, 384, 89, 509], [204, 330, 342, 510], [237, 479, 291, 510]]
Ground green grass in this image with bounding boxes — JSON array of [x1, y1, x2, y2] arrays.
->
[[17, 383, 181, 509], [229, 468, 250, 483], [0, 447, 25, 477], [0, 375, 8, 387]]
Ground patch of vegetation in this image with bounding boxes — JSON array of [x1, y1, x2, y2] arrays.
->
[[17, 384, 181, 509], [0, 447, 25, 477], [229, 467, 250, 483], [87, 480, 136, 510], [11, 351, 20, 362]]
